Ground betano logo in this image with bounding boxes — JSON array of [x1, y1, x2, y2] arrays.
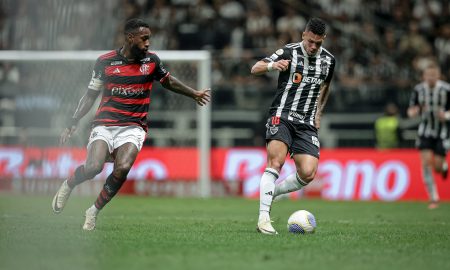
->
[[292, 72, 323, 85]]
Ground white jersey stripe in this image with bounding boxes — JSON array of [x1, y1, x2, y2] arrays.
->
[[277, 49, 298, 118], [304, 57, 322, 125], [289, 49, 306, 121]]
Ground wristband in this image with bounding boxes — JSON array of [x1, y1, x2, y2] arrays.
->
[[267, 62, 274, 71]]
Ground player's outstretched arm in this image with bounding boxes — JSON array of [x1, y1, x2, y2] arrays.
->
[[251, 60, 290, 75], [161, 75, 211, 106], [60, 89, 100, 145]]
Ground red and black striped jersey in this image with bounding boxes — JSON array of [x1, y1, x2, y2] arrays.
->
[[87, 49, 170, 131]]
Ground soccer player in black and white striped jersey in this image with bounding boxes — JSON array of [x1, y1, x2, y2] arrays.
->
[[251, 18, 336, 234], [407, 63, 450, 210]]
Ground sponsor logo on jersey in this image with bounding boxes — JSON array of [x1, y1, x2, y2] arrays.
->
[[113, 68, 121, 74], [111, 86, 145, 97], [275, 49, 284, 55], [111, 61, 123, 66], [301, 65, 318, 71], [301, 76, 323, 85], [289, 111, 305, 120]]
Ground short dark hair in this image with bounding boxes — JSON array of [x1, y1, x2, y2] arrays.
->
[[124, 18, 150, 34], [305, 18, 327, 36]]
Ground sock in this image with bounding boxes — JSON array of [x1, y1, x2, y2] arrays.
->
[[423, 167, 439, 202], [442, 161, 448, 172], [259, 168, 279, 219], [67, 165, 88, 189], [274, 173, 309, 197], [87, 205, 100, 215], [94, 173, 126, 210]]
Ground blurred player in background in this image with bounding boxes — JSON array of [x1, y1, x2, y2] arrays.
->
[[407, 63, 450, 210], [251, 18, 335, 235], [52, 18, 210, 230]]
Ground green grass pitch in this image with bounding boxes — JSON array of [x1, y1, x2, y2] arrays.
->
[[1, 195, 449, 270]]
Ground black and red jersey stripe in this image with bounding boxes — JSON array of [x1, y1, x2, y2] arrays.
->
[[89, 49, 169, 131]]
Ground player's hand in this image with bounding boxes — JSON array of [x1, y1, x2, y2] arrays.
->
[[273, 60, 291, 72], [407, 106, 420, 118], [194, 88, 211, 106], [59, 125, 77, 145]]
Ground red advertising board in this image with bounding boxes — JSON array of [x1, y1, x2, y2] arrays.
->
[[1, 147, 449, 201]]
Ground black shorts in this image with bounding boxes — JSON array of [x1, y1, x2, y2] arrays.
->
[[416, 136, 448, 157], [265, 116, 320, 158]]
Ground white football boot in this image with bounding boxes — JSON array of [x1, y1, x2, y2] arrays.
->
[[257, 215, 278, 235], [52, 180, 72, 214], [83, 207, 98, 231]]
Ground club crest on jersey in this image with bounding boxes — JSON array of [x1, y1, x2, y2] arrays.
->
[[269, 126, 279, 135], [140, 64, 150, 75]]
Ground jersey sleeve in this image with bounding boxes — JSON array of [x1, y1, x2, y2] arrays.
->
[[88, 58, 105, 91], [263, 46, 291, 63], [445, 86, 450, 111], [409, 86, 420, 107], [324, 57, 336, 83], [152, 54, 170, 83]]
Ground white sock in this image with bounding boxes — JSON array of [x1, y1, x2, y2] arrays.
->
[[423, 167, 439, 202], [88, 205, 100, 215], [259, 168, 279, 219], [274, 173, 308, 197]]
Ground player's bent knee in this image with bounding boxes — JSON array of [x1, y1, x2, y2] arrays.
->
[[113, 163, 133, 178], [268, 159, 284, 172], [297, 169, 316, 183], [84, 162, 104, 178]]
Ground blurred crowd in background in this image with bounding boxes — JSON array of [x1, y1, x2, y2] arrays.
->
[[0, 0, 450, 146]]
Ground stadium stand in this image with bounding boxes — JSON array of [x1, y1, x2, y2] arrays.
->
[[0, 0, 449, 147]]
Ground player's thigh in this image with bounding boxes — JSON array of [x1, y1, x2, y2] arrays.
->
[[265, 117, 291, 168], [113, 142, 140, 171], [85, 139, 109, 171], [266, 139, 289, 169]]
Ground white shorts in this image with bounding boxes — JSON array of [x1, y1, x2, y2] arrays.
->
[[87, 125, 146, 153]]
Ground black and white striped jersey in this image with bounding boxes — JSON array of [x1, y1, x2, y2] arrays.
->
[[263, 42, 335, 127], [409, 80, 450, 139]]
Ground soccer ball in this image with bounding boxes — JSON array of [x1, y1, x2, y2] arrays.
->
[[287, 210, 317, 234]]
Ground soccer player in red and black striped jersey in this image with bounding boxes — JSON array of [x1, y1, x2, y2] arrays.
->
[[251, 18, 335, 235], [52, 18, 210, 230]]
